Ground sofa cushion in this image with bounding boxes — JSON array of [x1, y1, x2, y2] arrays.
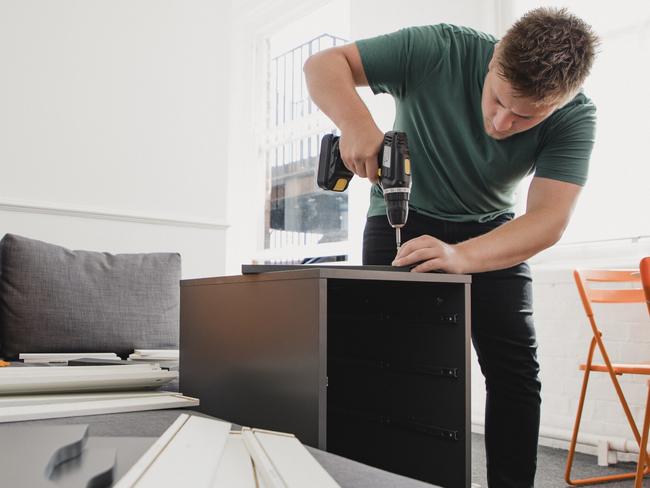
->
[[0, 234, 180, 360]]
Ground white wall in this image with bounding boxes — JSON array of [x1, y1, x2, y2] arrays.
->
[[475, 1, 650, 461], [350, 0, 500, 39], [528, 240, 650, 460], [0, 0, 231, 278], [506, 0, 650, 243]]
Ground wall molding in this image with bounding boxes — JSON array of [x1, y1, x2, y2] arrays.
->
[[0, 198, 229, 230], [530, 235, 650, 269]]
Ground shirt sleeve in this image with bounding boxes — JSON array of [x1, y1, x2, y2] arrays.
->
[[534, 98, 597, 186], [355, 24, 451, 99]]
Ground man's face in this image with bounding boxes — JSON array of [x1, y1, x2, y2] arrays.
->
[[481, 57, 557, 140]]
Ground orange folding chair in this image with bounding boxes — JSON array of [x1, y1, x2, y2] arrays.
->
[[565, 257, 650, 486], [636, 257, 650, 488], [636, 378, 650, 487]]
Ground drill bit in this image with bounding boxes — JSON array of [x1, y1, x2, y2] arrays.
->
[[395, 227, 401, 251]]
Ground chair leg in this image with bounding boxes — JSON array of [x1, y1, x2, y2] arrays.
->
[[599, 338, 650, 474], [565, 339, 648, 486], [566, 343, 594, 486], [635, 384, 650, 488], [604, 356, 645, 446]]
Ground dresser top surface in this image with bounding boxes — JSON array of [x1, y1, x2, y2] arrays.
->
[[181, 265, 471, 287]]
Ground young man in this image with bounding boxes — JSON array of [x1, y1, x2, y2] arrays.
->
[[304, 7, 598, 488]]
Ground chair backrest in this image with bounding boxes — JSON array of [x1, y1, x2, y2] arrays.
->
[[573, 268, 645, 319], [641, 257, 650, 315]]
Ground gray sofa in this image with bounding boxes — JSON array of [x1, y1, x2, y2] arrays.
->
[[0, 234, 437, 487]]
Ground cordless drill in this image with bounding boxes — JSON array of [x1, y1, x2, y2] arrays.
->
[[317, 131, 411, 251]]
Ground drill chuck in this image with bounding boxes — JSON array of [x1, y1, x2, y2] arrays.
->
[[383, 188, 410, 228]]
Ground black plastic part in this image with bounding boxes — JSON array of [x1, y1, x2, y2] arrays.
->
[[380, 131, 411, 228], [384, 193, 409, 228], [379, 131, 410, 188], [317, 134, 353, 192]]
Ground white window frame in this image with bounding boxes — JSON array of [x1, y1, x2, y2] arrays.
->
[[248, 3, 365, 265]]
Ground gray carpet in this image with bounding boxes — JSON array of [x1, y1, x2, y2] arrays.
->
[[471, 433, 645, 487]]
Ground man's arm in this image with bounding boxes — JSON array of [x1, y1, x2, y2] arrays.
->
[[304, 44, 384, 182], [393, 177, 582, 273]]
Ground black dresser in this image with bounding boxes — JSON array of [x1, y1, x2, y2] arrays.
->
[[180, 266, 471, 488]]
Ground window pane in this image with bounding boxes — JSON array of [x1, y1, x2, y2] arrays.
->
[[264, 33, 348, 251]]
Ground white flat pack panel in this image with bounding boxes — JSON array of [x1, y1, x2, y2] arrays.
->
[[255, 463, 270, 488], [127, 356, 178, 366], [0, 364, 158, 376], [131, 349, 179, 358], [253, 430, 340, 488], [0, 366, 177, 395], [19, 352, 120, 363], [132, 415, 231, 487], [0, 393, 198, 423], [212, 432, 256, 488], [114, 414, 189, 488], [127, 358, 178, 364], [0, 391, 175, 407], [241, 428, 287, 488]]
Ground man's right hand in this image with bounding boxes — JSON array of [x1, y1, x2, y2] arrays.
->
[[339, 124, 385, 184], [304, 44, 385, 184]]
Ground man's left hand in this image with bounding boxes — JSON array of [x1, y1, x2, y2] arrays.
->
[[392, 235, 468, 273]]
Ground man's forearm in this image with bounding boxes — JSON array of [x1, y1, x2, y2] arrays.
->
[[455, 210, 565, 273], [394, 178, 581, 274]]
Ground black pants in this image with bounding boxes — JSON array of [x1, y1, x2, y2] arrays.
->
[[363, 212, 541, 488]]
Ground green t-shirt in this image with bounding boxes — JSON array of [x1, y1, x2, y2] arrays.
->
[[356, 24, 597, 223]]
